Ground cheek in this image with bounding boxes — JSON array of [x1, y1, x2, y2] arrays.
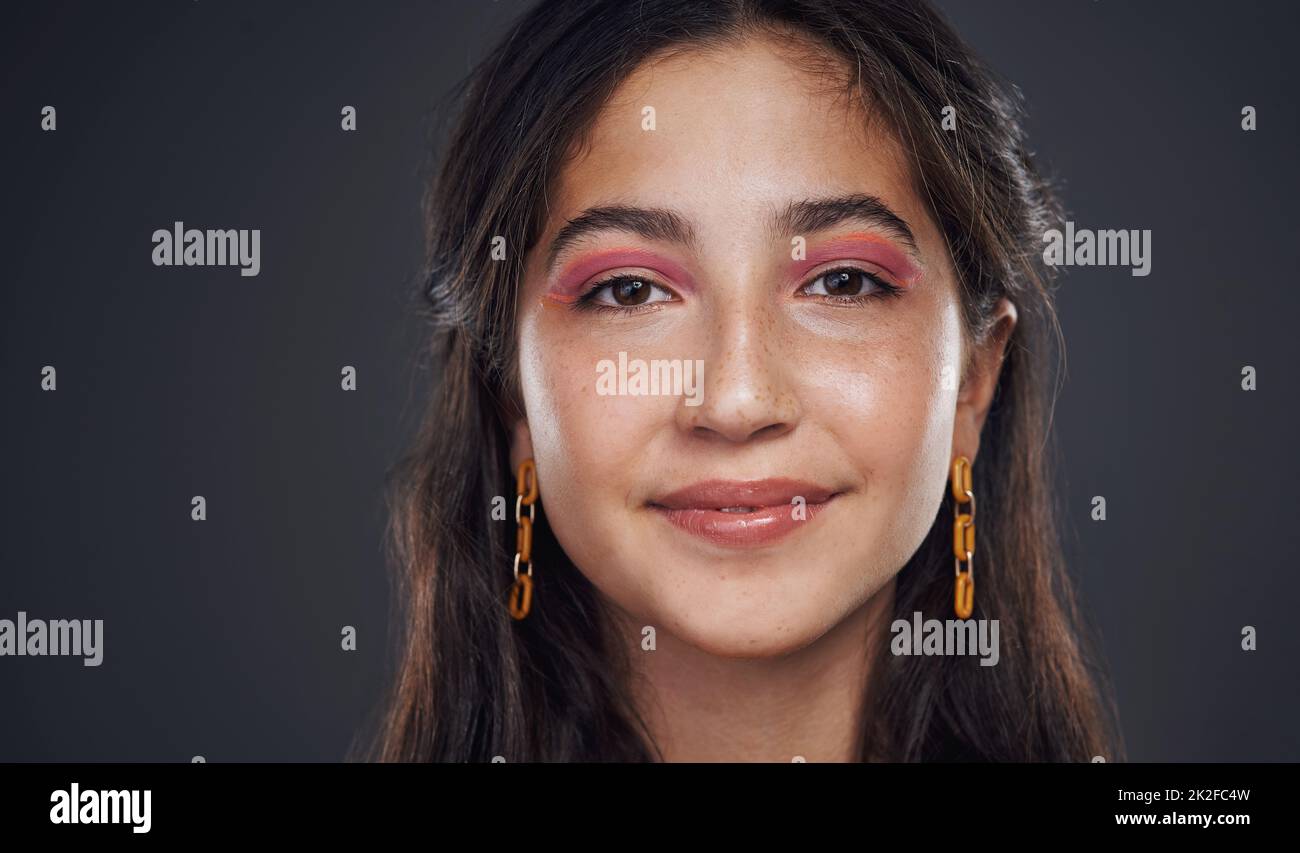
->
[[518, 320, 604, 505], [802, 298, 963, 559], [517, 314, 669, 568]]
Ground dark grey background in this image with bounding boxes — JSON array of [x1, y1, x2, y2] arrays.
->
[[1, 0, 1295, 761]]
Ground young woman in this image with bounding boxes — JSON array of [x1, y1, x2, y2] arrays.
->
[[366, 0, 1123, 762]]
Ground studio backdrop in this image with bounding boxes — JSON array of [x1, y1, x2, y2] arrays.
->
[[1, 0, 1296, 762]]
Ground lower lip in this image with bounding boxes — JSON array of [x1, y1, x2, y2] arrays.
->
[[650, 495, 837, 548]]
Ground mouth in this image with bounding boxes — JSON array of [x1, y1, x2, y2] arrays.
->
[[646, 478, 842, 548]]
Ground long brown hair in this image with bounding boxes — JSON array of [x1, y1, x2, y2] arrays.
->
[[358, 0, 1124, 762]]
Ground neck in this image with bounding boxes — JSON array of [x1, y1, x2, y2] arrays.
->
[[610, 579, 895, 762]]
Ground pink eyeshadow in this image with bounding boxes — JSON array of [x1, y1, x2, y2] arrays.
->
[[541, 232, 922, 306], [547, 248, 696, 298], [792, 231, 923, 285]]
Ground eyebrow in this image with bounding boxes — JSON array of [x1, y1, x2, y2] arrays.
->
[[544, 193, 920, 274]]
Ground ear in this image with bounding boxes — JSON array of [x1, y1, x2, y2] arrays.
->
[[951, 297, 1017, 465], [508, 416, 535, 474]]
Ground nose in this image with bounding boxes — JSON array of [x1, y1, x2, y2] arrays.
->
[[675, 300, 801, 444]]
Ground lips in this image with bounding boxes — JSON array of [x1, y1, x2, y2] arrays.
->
[[648, 478, 840, 548]]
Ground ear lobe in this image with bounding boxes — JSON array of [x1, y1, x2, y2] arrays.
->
[[953, 298, 1018, 462], [509, 418, 535, 473]]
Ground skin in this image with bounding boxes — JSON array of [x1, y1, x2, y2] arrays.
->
[[511, 32, 1016, 762]]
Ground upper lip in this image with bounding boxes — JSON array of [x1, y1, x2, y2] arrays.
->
[[649, 478, 837, 510]]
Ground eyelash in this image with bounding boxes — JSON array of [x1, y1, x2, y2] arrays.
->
[[572, 266, 903, 315]]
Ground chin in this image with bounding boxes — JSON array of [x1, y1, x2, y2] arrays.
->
[[677, 624, 823, 659], [658, 600, 831, 659]]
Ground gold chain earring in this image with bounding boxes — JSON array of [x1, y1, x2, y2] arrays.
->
[[509, 458, 539, 620], [951, 455, 975, 619]]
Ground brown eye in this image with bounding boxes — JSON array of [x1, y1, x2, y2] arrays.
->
[[612, 277, 651, 305], [802, 267, 897, 300], [820, 269, 867, 296], [583, 274, 676, 309]]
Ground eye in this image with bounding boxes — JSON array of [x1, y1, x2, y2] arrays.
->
[[800, 266, 900, 300], [580, 274, 676, 308]]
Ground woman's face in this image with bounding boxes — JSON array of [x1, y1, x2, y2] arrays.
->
[[513, 34, 1011, 657]]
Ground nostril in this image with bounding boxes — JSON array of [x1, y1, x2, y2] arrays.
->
[[688, 419, 793, 444], [750, 422, 790, 440]]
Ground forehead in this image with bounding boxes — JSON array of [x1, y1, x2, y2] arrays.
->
[[544, 32, 920, 230]]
